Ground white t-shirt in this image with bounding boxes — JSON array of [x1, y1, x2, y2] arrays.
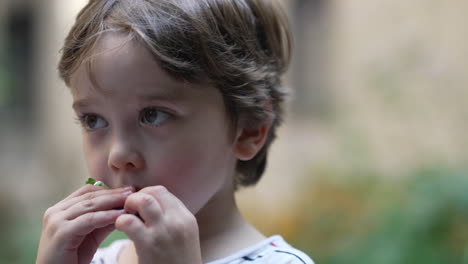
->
[[91, 235, 314, 264]]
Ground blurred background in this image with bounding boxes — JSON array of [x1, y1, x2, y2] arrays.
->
[[1, 0, 467, 263]]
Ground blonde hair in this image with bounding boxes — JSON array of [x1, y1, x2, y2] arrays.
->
[[58, 0, 292, 189]]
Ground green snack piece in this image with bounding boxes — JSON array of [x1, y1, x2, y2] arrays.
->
[[85, 177, 110, 189], [85, 177, 96, 185]]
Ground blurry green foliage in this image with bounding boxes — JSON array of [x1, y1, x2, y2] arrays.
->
[[0, 193, 41, 264], [100, 230, 129, 248], [292, 166, 468, 264]]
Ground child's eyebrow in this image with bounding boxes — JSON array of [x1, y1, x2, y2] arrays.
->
[[137, 91, 184, 102], [72, 89, 185, 110], [72, 98, 94, 110]]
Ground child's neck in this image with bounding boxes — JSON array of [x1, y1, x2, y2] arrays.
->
[[196, 187, 266, 262]]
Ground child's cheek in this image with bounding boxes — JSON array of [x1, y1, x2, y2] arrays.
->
[[149, 148, 228, 214], [86, 159, 107, 183], [83, 140, 111, 182]]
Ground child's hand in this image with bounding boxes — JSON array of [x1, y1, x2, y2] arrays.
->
[[36, 184, 134, 264], [115, 186, 202, 264]]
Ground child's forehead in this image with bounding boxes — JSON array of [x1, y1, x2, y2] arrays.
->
[[70, 33, 190, 95], [89, 33, 164, 80], [93, 32, 133, 55]]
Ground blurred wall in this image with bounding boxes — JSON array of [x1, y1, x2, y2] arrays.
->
[[1, 0, 88, 218], [328, 0, 468, 174]]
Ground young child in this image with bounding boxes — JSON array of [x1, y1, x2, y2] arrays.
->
[[36, 0, 314, 263]]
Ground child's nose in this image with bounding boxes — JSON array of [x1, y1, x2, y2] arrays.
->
[[108, 141, 145, 173]]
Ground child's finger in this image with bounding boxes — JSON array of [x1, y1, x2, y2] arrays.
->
[[140, 186, 186, 214], [63, 189, 133, 220], [122, 192, 164, 223], [115, 214, 146, 242], [59, 209, 124, 246], [44, 185, 104, 217], [63, 184, 104, 201], [55, 186, 133, 213]]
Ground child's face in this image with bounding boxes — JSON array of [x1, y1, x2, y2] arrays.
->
[[70, 34, 238, 214]]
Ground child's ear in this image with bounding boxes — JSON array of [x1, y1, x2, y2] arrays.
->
[[233, 120, 272, 161]]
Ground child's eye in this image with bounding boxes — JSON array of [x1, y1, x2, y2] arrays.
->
[[140, 107, 170, 126], [78, 114, 108, 130]]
